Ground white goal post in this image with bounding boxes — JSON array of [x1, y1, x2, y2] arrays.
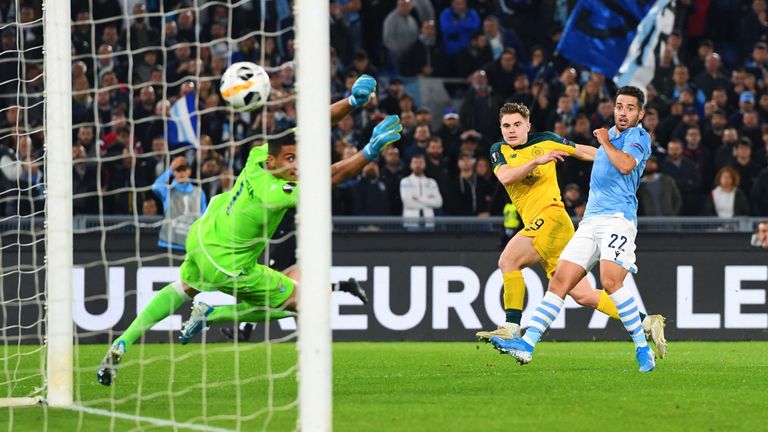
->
[[43, 0, 74, 408], [295, 0, 333, 430]]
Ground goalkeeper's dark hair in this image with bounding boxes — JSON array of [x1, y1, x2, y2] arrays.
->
[[499, 102, 530, 122], [268, 130, 297, 156], [616, 86, 645, 110]]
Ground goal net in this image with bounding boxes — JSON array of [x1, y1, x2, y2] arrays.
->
[[0, 0, 331, 430]]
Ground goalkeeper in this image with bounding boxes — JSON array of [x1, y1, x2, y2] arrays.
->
[[98, 76, 388, 386]]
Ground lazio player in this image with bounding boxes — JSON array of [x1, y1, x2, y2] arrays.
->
[[476, 103, 666, 358], [97, 113, 401, 386], [491, 87, 659, 372]]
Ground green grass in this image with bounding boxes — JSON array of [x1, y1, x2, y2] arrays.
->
[[2, 342, 767, 431]]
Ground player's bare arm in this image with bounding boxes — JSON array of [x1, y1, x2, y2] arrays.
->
[[593, 128, 636, 175], [494, 151, 568, 186], [572, 144, 597, 161]]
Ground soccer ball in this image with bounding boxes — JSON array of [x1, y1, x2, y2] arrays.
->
[[220, 62, 271, 111]]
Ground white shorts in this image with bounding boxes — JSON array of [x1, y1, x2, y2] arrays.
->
[[558, 214, 638, 274]]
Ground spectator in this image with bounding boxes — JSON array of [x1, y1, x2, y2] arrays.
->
[[728, 138, 763, 196], [333, 146, 360, 215], [590, 97, 615, 129], [72, 143, 98, 215], [353, 161, 391, 215], [74, 125, 101, 160], [460, 70, 503, 142], [379, 78, 404, 115], [142, 197, 159, 216], [333, 115, 365, 150], [152, 156, 207, 250], [437, 107, 464, 158], [507, 72, 532, 106], [662, 139, 703, 215], [380, 146, 406, 216], [0, 135, 43, 217], [703, 108, 728, 151], [454, 31, 493, 79], [562, 115, 596, 193], [424, 136, 451, 198], [694, 53, 729, 99], [401, 20, 446, 77], [400, 154, 443, 230], [705, 166, 751, 217], [330, 2, 355, 65], [402, 124, 431, 165], [740, 1, 768, 57], [753, 165, 768, 215], [751, 219, 768, 247], [714, 127, 740, 170], [482, 15, 525, 62], [547, 94, 575, 133], [445, 152, 491, 216], [638, 156, 682, 216], [682, 126, 713, 189], [382, 0, 419, 73], [482, 48, 521, 100], [122, 3, 158, 55], [439, 0, 481, 57], [562, 183, 586, 217]]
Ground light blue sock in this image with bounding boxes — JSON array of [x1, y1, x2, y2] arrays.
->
[[521, 291, 564, 347], [610, 287, 648, 348]]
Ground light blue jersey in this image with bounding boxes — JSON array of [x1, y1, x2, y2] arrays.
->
[[583, 125, 651, 224]]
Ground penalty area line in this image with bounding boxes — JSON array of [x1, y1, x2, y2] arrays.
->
[[65, 404, 236, 432]]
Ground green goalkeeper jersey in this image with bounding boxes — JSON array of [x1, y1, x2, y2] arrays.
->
[[191, 145, 298, 276]]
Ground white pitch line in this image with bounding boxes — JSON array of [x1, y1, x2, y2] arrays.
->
[[65, 404, 237, 432]]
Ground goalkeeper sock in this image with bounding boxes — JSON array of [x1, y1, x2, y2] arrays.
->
[[598, 290, 647, 322], [502, 271, 525, 325], [115, 282, 189, 351], [207, 302, 291, 324]]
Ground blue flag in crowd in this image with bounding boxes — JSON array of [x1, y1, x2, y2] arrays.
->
[[167, 92, 199, 148], [557, 0, 657, 79]]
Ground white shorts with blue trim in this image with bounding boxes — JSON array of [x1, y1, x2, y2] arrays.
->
[[558, 214, 638, 274]]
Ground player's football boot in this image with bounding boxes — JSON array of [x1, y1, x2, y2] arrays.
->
[[642, 314, 667, 359], [636, 345, 656, 372], [475, 323, 521, 343], [179, 302, 214, 345], [96, 340, 126, 386], [490, 336, 534, 365], [334, 278, 369, 304]]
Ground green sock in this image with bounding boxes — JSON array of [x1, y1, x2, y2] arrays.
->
[[114, 284, 187, 351], [207, 302, 291, 324]]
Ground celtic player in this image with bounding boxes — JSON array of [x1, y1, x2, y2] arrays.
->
[[97, 115, 402, 386], [476, 103, 666, 358]]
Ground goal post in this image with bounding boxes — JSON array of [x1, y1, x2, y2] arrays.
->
[[295, 0, 333, 430], [43, 0, 73, 408]]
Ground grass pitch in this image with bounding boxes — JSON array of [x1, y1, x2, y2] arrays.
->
[[2, 341, 767, 431]]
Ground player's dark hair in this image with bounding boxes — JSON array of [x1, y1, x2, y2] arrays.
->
[[499, 102, 530, 122], [616, 86, 645, 110], [268, 131, 296, 156]]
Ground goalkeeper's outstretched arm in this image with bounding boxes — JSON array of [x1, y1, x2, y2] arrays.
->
[[330, 74, 377, 125], [331, 114, 402, 186]]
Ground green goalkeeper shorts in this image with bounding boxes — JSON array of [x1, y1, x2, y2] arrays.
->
[[179, 237, 295, 309]]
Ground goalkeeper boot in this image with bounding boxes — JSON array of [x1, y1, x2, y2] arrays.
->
[[642, 314, 667, 359], [636, 345, 656, 373], [475, 323, 520, 343], [179, 302, 214, 345], [490, 336, 534, 365], [333, 278, 368, 304], [96, 340, 126, 386]]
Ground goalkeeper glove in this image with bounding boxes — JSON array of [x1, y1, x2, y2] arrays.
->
[[362, 115, 403, 161], [348, 74, 376, 107]]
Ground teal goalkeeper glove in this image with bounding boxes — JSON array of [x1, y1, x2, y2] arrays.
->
[[362, 115, 403, 160], [348, 74, 377, 107]]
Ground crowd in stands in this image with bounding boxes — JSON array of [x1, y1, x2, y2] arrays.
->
[[3, 0, 768, 221]]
